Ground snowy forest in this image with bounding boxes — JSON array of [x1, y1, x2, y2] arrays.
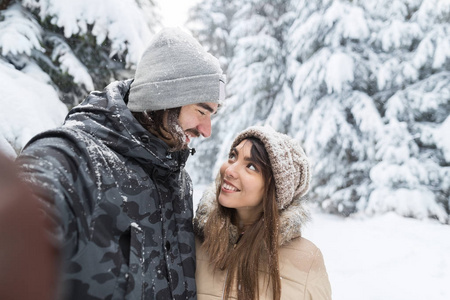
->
[[1, 0, 449, 226], [188, 0, 450, 224]]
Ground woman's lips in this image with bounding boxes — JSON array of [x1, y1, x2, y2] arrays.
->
[[221, 180, 240, 192]]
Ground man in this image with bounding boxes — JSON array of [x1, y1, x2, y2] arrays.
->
[[16, 28, 226, 299]]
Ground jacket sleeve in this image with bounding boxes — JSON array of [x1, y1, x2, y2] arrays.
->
[[304, 248, 332, 300], [16, 135, 90, 257]]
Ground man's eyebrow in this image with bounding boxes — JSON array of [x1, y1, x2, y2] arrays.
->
[[197, 103, 217, 114]]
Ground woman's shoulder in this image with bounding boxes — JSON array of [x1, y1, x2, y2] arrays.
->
[[279, 237, 325, 271], [279, 237, 332, 299], [281, 236, 320, 253]]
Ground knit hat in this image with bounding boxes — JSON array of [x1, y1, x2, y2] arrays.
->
[[128, 28, 226, 112], [230, 125, 310, 210]]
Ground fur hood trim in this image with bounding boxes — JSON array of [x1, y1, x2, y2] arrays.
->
[[194, 181, 310, 246]]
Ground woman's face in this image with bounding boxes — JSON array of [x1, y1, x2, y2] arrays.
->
[[218, 140, 265, 220]]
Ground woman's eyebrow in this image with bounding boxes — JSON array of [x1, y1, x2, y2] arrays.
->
[[232, 147, 258, 164], [244, 156, 259, 164]]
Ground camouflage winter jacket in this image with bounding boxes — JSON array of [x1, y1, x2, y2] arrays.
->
[[16, 80, 197, 299]]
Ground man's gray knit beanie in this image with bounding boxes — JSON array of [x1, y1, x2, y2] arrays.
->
[[128, 28, 226, 112], [231, 125, 311, 210]]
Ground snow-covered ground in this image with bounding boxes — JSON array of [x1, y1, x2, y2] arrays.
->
[[193, 184, 450, 300]]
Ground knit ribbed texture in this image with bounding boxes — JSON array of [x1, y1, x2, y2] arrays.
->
[[231, 125, 310, 210], [128, 28, 226, 112]]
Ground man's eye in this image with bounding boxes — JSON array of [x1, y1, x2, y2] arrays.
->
[[228, 153, 236, 160], [198, 110, 206, 116]]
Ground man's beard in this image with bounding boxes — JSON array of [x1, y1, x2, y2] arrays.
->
[[165, 109, 199, 151], [132, 108, 201, 152], [169, 127, 200, 151]]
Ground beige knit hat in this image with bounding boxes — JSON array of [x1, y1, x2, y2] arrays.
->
[[230, 125, 310, 209]]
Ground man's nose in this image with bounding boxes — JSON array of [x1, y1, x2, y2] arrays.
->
[[198, 117, 212, 138]]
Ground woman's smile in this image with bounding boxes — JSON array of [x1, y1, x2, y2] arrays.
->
[[221, 180, 240, 192]]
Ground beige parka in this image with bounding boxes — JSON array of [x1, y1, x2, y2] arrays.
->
[[193, 184, 332, 300]]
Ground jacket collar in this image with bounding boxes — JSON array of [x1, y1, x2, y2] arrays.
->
[[65, 79, 190, 172]]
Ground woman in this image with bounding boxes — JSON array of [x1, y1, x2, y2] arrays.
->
[[194, 125, 332, 300]]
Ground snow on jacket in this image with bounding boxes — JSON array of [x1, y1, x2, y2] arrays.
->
[[193, 184, 332, 299], [16, 80, 197, 299]]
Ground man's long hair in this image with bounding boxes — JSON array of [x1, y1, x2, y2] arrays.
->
[[202, 137, 281, 300], [132, 108, 186, 151]]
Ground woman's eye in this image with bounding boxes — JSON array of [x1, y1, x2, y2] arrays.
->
[[198, 110, 206, 116], [247, 164, 257, 171], [228, 153, 236, 161]]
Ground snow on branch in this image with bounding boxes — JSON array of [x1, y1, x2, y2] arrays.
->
[[0, 3, 43, 56]]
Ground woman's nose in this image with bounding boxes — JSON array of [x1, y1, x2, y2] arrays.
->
[[224, 163, 238, 178]]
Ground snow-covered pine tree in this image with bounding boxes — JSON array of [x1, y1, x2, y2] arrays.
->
[[287, 0, 385, 216], [366, 0, 450, 223], [187, 0, 237, 73], [0, 0, 159, 155], [1, 0, 159, 106], [187, 0, 450, 223]]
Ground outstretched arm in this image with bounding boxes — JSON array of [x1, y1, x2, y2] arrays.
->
[[0, 152, 60, 300]]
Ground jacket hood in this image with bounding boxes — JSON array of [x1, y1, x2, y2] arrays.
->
[[64, 79, 190, 171], [194, 180, 311, 246]]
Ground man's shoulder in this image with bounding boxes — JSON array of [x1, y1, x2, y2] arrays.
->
[[23, 125, 98, 153], [17, 126, 98, 175]]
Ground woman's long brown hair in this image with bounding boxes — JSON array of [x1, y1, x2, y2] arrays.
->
[[202, 137, 281, 300]]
